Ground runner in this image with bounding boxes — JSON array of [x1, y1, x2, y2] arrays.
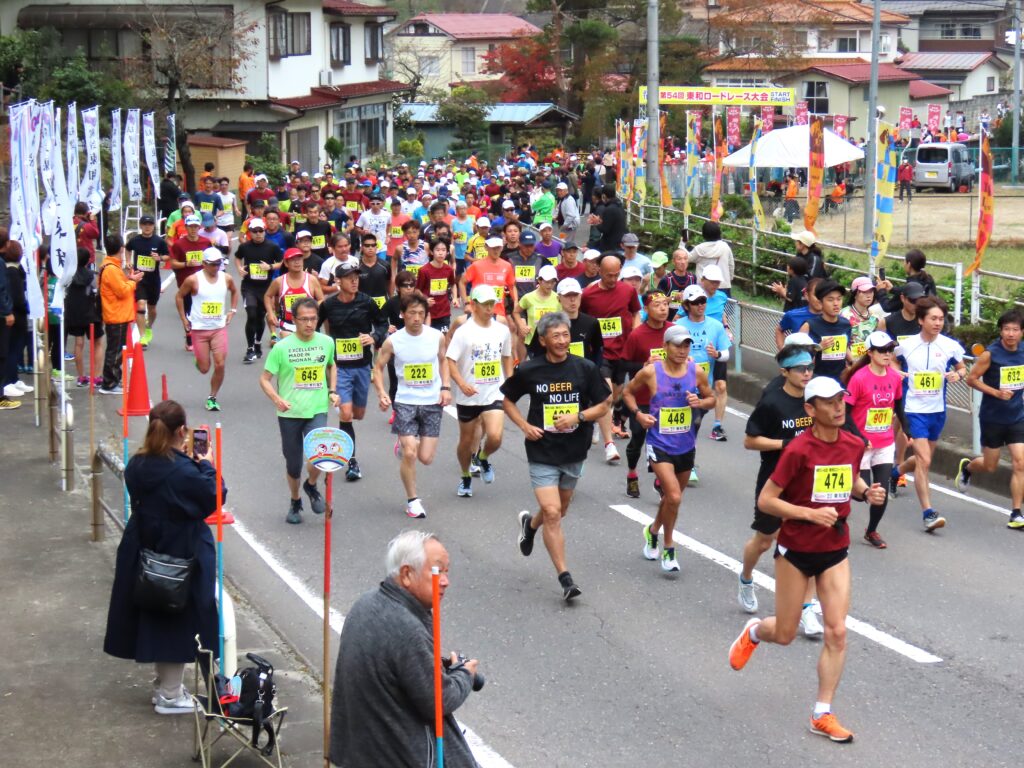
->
[[318, 262, 388, 483], [959, 309, 1024, 528], [839, 277, 886, 358], [215, 177, 239, 236], [355, 194, 390, 261], [414, 238, 457, 333], [891, 296, 967, 531], [775, 277, 823, 350], [623, 325, 716, 571], [502, 311, 612, 601], [659, 249, 697, 321], [372, 291, 451, 519], [396, 219, 428, 280], [264, 248, 325, 343], [842, 331, 906, 548], [446, 285, 514, 497], [125, 214, 169, 348], [799, 280, 853, 383], [577, 249, 602, 288], [317, 233, 356, 298], [167, 213, 212, 351], [259, 297, 340, 524], [738, 340, 823, 638], [459, 237, 516, 322], [699, 264, 732, 440], [536, 222, 564, 268], [357, 235, 392, 311], [883, 283, 925, 493], [505, 229, 546, 362], [293, 229, 324, 277], [234, 217, 283, 363], [383, 272, 417, 405], [729, 376, 886, 744], [517, 264, 561, 359], [175, 248, 239, 411]]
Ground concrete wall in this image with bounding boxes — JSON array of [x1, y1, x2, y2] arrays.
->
[[949, 91, 1017, 135]]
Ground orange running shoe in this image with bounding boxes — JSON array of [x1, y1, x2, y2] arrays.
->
[[729, 618, 761, 670], [810, 712, 854, 743], [896, 473, 907, 487]]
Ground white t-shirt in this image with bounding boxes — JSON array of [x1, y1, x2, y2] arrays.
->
[[318, 255, 359, 284], [897, 332, 964, 414], [445, 318, 512, 406], [356, 210, 390, 253], [216, 192, 236, 226]]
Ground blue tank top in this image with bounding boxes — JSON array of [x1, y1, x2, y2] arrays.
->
[[648, 360, 697, 455], [980, 340, 1024, 424]]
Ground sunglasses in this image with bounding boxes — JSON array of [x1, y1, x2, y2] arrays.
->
[[785, 365, 815, 374], [688, 297, 707, 305], [871, 345, 897, 353], [249, 228, 265, 233], [397, 282, 415, 288]]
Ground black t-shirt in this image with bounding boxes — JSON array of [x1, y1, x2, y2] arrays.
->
[[746, 384, 813, 505], [804, 314, 852, 382], [236, 240, 282, 291], [358, 260, 391, 308], [578, 272, 601, 288], [126, 234, 168, 278], [304, 221, 334, 257], [884, 310, 921, 343], [384, 294, 404, 331], [500, 354, 612, 465], [317, 292, 388, 368], [784, 275, 808, 312], [303, 252, 325, 277], [528, 312, 603, 366]]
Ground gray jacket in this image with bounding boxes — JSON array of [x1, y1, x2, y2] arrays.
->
[[330, 579, 479, 768]]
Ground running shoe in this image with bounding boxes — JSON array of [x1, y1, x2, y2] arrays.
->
[[98, 385, 123, 395], [143, 328, 153, 347], [592, 430, 599, 445], [243, 347, 257, 364], [478, 455, 494, 483], [729, 618, 761, 671], [809, 712, 854, 743], [642, 524, 658, 560], [710, 424, 727, 441], [14, 380, 34, 393], [689, 467, 699, 486], [800, 604, 824, 638], [64, 351, 75, 361], [76, 376, 89, 388], [205, 396, 220, 412], [562, 579, 582, 602], [457, 480, 473, 498], [923, 511, 946, 531], [889, 467, 901, 495], [469, 453, 481, 475], [1008, 512, 1024, 529], [660, 547, 680, 572], [3, 384, 21, 398], [864, 530, 887, 549], [738, 576, 758, 613], [954, 457, 971, 491], [303, 481, 325, 514], [406, 498, 426, 519], [154, 690, 194, 715], [254, 342, 263, 359], [604, 442, 621, 464], [0, 398, 22, 410], [345, 457, 362, 482], [286, 500, 302, 525], [626, 475, 640, 498], [518, 510, 535, 556]]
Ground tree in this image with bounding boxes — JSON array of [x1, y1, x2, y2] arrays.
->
[[436, 86, 491, 151], [481, 37, 561, 103]]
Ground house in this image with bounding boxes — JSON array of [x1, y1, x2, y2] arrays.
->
[[386, 13, 542, 94], [896, 52, 1009, 101], [871, 1, 1011, 55], [398, 102, 579, 161], [908, 80, 953, 117], [5, 0, 405, 169]]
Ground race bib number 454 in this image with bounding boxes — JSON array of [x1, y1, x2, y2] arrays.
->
[[812, 464, 853, 503], [599, 317, 622, 339]]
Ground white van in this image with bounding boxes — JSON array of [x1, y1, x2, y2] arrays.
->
[[907, 143, 975, 192]]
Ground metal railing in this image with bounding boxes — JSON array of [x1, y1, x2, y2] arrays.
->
[[970, 267, 1024, 323], [48, 387, 75, 492], [91, 443, 126, 542]]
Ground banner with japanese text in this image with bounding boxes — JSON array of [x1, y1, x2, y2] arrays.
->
[[109, 109, 122, 212], [640, 85, 795, 106], [761, 106, 774, 133], [164, 113, 176, 174], [38, 101, 56, 235], [927, 104, 941, 134], [142, 112, 160, 200], [871, 122, 899, 265], [79, 105, 102, 207], [795, 101, 808, 125], [726, 106, 741, 149], [749, 119, 767, 231], [684, 112, 699, 216], [632, 119, 647, 206], [659, 111, 672, 207], [66, 102, 80, 201], [804, 117, 825, 233], [48, 106, 78, 310], [710, 115, 725, 222], [124, 109, 143, 201], [899, 107, 913, 132], [8, 102, 44, 318], [965, 134, 994, 276]]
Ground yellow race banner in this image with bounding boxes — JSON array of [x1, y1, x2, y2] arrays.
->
[[684, 112, 699, 216], [659, 112, 672, 207], [710, 115, 725, 221], [871, 122, 899, 265], [640, 86, 795, 107], [749, 119, 767, 231]]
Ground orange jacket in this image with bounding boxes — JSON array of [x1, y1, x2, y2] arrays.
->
[[98, 255, 136, 323]]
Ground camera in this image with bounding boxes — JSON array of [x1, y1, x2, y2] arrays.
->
[[443, 652, 485, 692]]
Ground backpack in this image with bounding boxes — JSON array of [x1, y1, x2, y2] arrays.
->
[[214, 653, 278, 755]]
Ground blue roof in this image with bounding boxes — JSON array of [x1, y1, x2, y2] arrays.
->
[[400, 102, 578, 125]]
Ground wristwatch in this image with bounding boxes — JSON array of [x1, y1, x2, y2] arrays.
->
[[578, 410, 588, 423], [440, 386, 451, 391]]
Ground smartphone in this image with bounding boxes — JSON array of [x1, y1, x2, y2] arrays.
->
[[878, 267, 886, 282], [191, 426, 210, 459]]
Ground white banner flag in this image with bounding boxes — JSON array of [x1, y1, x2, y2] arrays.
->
[[109, 108, 122, 212], [9, 102, 45, 319], [124, 109, 142, 201], [67, 102, 80, 201], [49, 110, 78, 312], [80, 105, 102, 208], [142, 112, 160, 201], [38, 102, 56, 235], [25, 102, 43, 252]]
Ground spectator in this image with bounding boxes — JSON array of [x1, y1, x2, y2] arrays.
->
[[897, 160, 913, 201], [690, 221, 736, 297], [770, 255, 809, 311], [589, 186, 627, 252], [793, 230, 828, 280], [97, 234, 143, 394], [0, 230, 16, 409], [2, 240, 31, 400]]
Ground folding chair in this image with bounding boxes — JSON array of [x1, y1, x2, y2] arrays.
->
[[190, 638, 289, 768]]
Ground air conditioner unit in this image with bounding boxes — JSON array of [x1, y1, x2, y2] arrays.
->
[[319, 70, 333, 86]]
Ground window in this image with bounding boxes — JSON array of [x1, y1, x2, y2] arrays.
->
[[803, 80, 828, 114], [986, 76, 996, 92], [717, 76, 769, 87], [878, 34, 891, 54], [422, 55, 441, 77], [268, 9, 310, 59], [62, 28, 142, 60], [288, 127, 320, 176], [940, 22, 957, 39], [365, 22, 384, 63], [332, 103, 387, 161], [413, 23, 430, 35], [835, 36, 857, 53], [330, 23, 351, 66], [461, 47, 476, 75], [961, 24, 982, 39]]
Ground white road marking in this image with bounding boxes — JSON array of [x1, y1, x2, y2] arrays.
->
[[610, 503, 943, 664], [230, 517, 516, 767], [161, 273, 175, 292]]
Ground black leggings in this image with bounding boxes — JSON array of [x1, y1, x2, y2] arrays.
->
[[626, 407, 649, 470], [245, 304, 266, 347], [860, 463, 892, 533]]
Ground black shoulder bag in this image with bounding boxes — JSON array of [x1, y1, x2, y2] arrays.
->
[[133, 498, 196, 614]]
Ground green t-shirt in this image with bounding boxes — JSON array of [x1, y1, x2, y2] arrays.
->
[[264, 332, 335, 419], [532, 192, 556, 224], [518, 289, 562, 344]]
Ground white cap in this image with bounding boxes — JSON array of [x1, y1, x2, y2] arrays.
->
[[247, 218, 265, 229], [255, 174, 268, 182], [866, 330, 896, 349], [485, 236, 503, 248], [502, 199, 515, 209], [406, 187, 417, 195], [804, 376, 848, 402], [664, 325, 693, 346], [557, 278, 582, 295], [295, 229, 312, 240], [476, 217, 491, 227], [621, 265, 643, 280], [184, 214, 202, 226], [782, 332, 819, 348], [556, 182, 569, 190], [201, 247, 223, 263], [682, 285, 707, 302], [701, 264, 724, 282], [582, 248, 602, 261], [538, 221, 553, 230], [538, 264, 558, 281], [381, 180, 390, 187], [422, 191, 434, 199]]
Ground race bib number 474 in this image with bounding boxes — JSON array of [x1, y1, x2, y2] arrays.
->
[[811, 464, 853, 503]]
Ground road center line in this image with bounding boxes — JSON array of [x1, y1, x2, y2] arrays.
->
[[609, 503, 943, 664]]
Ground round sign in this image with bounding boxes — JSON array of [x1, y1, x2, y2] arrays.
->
[[302, 427, 354, 473]]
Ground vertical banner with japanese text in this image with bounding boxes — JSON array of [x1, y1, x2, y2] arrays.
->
[[8, 102, 44, 318], [659, 111, 672, 206], [795, 101, 808, 125], [965, 134, 994, 276], [726, 106, 741, 149], [109, 109, 122, 213], [899, 107, 913, 132], [38, 101, 56, 235], [66, 102, 80, 202], [49, 106, 78, 310], [142, 112, 160, 203], [804, 117, 825, 233], [749, 119, 767, 231], [79, 105, 102, 207], [164, 113, 177, 175], [632, 119, 647, 206], [684, 112, 699, 215], [927, 104, 941, 135], [124, 109, 142, 201], [833, 115, 847, 138], [710, 115, 725, 222], [761, 106, 774, 133], [871, 123, 899, 265]]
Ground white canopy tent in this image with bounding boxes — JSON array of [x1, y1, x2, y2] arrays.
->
[[723, 124, 865, 169]]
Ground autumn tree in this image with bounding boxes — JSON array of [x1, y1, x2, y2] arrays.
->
[[480, 36, 561, 103]]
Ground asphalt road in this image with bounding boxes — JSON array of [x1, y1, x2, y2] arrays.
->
[[92, 262, 1024, 768]]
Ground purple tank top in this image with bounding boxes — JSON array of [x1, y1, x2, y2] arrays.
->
[[648, 359, 697, 455]]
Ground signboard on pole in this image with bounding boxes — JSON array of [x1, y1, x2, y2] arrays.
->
[[927, 104, 941, 134], [761, 106, 774, 133], [899, 107, 913, 132], [833, 114, 847, 138], [640, 85, 795, 107]]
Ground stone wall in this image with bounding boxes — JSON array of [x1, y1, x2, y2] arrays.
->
[[949, 91, 1015, 134]]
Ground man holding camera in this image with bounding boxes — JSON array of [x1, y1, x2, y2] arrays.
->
[[330, 530, 481, 768]]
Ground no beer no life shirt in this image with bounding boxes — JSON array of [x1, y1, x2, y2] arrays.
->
[[500, 355, 612, 466]]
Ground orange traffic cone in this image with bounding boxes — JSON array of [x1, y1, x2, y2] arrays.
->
[[118, 342, 152, 416]]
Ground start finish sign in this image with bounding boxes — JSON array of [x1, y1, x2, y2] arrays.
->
[[639, 85, 796, 107]]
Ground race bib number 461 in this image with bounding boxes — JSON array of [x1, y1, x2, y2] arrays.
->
[[811, 464, 853, 503], [912, 371, 942, 395]]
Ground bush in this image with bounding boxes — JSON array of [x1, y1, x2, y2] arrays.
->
[[245, 133, 288, 185]]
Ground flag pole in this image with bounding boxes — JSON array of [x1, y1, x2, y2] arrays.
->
[[432, 566, 444, 768], [122, 345, 130, 523], [215, 423, 224, 666], [323, 470, 333, 768]]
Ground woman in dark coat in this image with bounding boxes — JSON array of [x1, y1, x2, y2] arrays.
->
[[3, 240, 30, 393], [104, 399, 223, 714]]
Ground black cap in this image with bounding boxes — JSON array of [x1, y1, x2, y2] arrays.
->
[[902, 282, 926, 300], [139, 214, 155, 224], [334, 262, 359, 279], [814, 279, 846, 300]]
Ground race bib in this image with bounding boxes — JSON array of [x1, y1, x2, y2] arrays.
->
[[283, 294, 303, 311], [851, 341, 867, 358], [569, 341, 584, 357], [403, 362, 433, 387], [429, 278, 448, 296], [473, 360, 501, 384], [311, 235, 326, 250], [185, 250, 203, 266], [390, 226, 403, 238], [650, 347, 666, 361], [698, 361, 711, 376], [335, 337, 362, 361], [912, 371, 942, 395], [406, 264, 421, 277], [199, 201, 213, 213], [293, 365, 324, 390], [200, 301, 223, 318], [669, 292, 682, 310], [515, 265, 536, 281], [659, 406, 692, 434], [373, 296, 386, 309], [548, 257, 559, 267], [542, 402, 579, 431], [454, 231, 468, 243], [1000, 365, 1024, 391], [346, 201, 359, 210], [136, 255, 157, 272], [820, 335, 848, 361], [599, 317, 622, 339], [248, 264, 268, 280], [864, 407, 892, 433], [811, 464, 853, 503]]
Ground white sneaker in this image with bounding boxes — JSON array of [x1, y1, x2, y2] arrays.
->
[[660, 547, 680, 572], [591, 431, 599, 445], [406, 498, 426, 518], [604, 442, 621, 464], [642, 524, 659, 560], [154, 689, 194, 714], [3, 384, 21, 398], [13, 381, 33, 393], [738, 576, 758, 613], [800, 604, 824, 638]]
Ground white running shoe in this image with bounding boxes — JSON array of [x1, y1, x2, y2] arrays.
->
[[738, 576, 758, 613], [800, 604, 824, 638], [406, 498, 427, 519], [154, 689, 194, 714], [642, 524, 658, 560], [3, 384, 21, 398], [13, 380, 33, 394], [604, 442, 621, 464], [660, 547, 680, 572]]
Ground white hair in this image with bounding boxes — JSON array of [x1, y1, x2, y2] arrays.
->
[[386, 530, 439, 578]]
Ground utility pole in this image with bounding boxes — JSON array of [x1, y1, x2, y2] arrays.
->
[[646, 0, 661, 197], [1013, 0, 1021, 184], [863, 0, 881, 243]]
